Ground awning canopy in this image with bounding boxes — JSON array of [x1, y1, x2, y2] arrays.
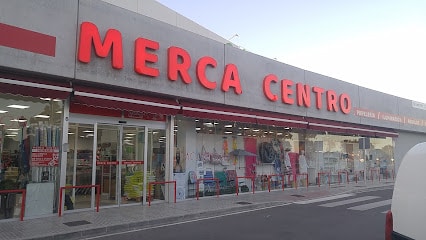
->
[[72, 85, 181, 115], [181, 100, 308, 129], [307, 118, 398, 138], [0, 77, 72, 99]]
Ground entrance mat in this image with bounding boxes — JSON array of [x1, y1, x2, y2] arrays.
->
[[63, 220, 92, 227], [290, 194, 305, 197], [235, 201, 252, 205]]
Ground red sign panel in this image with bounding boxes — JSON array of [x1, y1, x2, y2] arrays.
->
[[31, 146, 59, 167]]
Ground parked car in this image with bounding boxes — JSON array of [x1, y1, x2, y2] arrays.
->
[[386, 142, 426, 240]]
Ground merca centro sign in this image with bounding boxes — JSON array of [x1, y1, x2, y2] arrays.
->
[[77, 21, 351, 115]]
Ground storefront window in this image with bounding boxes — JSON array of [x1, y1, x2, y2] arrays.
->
[[0, 93, 63, 219], [175, 116, 395, 199]]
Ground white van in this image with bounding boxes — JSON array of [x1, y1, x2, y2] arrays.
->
[[386, 142, 426, 240]]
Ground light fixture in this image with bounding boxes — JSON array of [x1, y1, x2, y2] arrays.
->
[[203, 122, 213, 127], [7, 105, 29, 109], [0, 110, 7, 113], [34, 115, 50, 118], [224, 125, 233, 128]]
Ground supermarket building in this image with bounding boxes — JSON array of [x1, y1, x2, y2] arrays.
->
[[0, 0, 425, 219]]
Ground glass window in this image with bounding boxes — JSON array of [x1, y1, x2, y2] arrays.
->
[[0, 93, 63, 219], [175, 116, 395, 198]]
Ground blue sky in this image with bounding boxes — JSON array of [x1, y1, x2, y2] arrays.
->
[[156, 0, 426, 103]]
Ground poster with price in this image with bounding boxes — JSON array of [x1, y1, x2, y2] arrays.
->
[[31, 146, 59, 167]]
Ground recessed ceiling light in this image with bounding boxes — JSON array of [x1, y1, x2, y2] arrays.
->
[[7, 105, 29, 109], [0, 110, 7, 113], [56, 110, 62, 114], [224, 131, 233, 134], [83, 130, 94, 133], [203, 122, 213, 127], [34, 115, 50, 118], [40, 98, 51, 101], [195, 127, 201, 131], [5, 134, 17, 137], [10, 119, 27, 122], [7, 128, 19, 131], [68, 132, 75, 135], [224, 125, 233, 128]]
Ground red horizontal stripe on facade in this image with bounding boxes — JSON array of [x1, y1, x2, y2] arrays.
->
[[0, 23, 56, 56]]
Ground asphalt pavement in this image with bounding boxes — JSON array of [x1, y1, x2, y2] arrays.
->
[[0, 181, 394, 240]]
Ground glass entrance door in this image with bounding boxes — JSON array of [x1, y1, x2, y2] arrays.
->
[[67, 121, 167, 210], [66, 123, 95, 210], [120, 126, 145, 204], [96, 124, 120, 206]]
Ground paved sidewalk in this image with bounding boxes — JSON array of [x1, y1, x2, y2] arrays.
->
[[0, 182, 394, 240]]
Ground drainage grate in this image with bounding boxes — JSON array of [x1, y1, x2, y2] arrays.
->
[[236, 201, 252, 205], [63, 220, 92, 227], [290, 194, 305, 198]]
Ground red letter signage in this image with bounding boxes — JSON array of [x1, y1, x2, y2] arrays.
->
[[221, 64, 242, 94], [78, 22, 123, 69], [263, 74, 278, 101], [196, 56, 217, 90], [296, 83, 311, 107], [281, 79, 294, 105], [134, 38, 159, 77], [167, 46, 192, 84]]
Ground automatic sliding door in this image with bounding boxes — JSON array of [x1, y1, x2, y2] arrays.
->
[[147, 128, 166, 203], [120, 126, 145, 204], [96, 124, 119, 206], [66, 123, 94, 210]]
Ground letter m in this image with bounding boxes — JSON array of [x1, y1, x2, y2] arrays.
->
[[78, 22, 123, 69]]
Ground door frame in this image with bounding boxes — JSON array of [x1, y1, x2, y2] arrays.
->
[[66, 113, 167, 209]]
